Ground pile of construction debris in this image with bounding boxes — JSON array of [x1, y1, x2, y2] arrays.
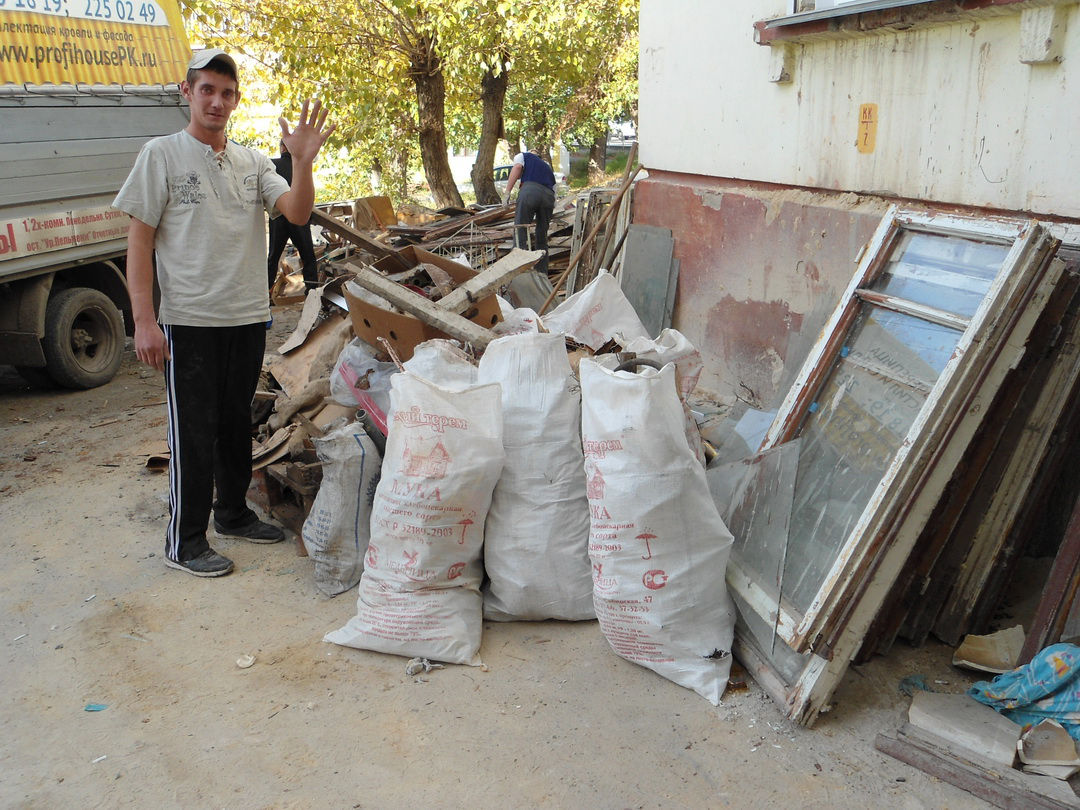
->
[[268, 147, 642, 314], [254, 207, 736, 705], [253, 176, 1080, 806]]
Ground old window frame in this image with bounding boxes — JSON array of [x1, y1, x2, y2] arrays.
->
[[721, 207, 1061, 724], [729, 207, 1059, 656]]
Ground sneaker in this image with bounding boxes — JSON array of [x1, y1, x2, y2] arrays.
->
[[214, 517, 285, 544], [165, 549, 234, 578]]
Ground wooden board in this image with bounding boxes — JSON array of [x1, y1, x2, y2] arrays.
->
[[619, 224, 675, 337], [437, 248, 543, 314], [347, 268, 493, 349], [876, 725, 1080, 809], [309, 207, 402, 263]]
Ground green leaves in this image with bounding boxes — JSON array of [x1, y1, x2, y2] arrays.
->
[[181, 0, 638, 204]]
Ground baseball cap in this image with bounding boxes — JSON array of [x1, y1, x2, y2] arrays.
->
[[187, 48, 238, 75]]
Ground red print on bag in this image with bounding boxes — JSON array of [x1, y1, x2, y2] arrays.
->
[[585, 464, 606, 500], [401, 440, 451, 478], [457, 514, 475, 545], [643, 570, 669, 590], [637, 531, 657, 561], [592, 562, 617, 592]]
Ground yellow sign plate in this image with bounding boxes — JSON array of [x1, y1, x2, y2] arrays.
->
[[1, 0, 190, 86], [858, 103, 878, 154]]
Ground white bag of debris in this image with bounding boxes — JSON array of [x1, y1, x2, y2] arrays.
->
[[330, 337, 396, 416], [301, 420, 382, 596], [477, 332, 594, 621], [402, 339, 477, 389], [324, 372, 504, 665], [579, 357, 736, 704], [617, 329, 706, 465], [493, 298, 543, 337], [543, 271, 649, 349]]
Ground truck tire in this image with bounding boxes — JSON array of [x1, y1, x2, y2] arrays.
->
[[42, 287, 125, 389]]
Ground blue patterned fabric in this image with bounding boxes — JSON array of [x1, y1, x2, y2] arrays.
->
[[968, 643, 1080, 739]]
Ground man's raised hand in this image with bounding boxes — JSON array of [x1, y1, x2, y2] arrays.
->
[[279, 99, 335, 164]]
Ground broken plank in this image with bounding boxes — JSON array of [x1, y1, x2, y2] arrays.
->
[[436, 248, 544, 314], [876, 725, 1080, 809], [347, 265, 494, 350], [421, 203, 515, 242], [309, 208, 402, 263]]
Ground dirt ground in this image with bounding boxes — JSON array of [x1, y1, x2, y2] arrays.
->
[[1, 303, 995, 809]]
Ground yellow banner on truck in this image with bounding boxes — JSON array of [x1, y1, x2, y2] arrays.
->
[[0, 0, 190, 85]]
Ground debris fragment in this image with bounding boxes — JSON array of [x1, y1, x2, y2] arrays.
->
[[84, 704, 108, 712], [952, 625, 1026, 674], [908, 690, 1020, 767], [1021, 762, 1080, 780], [405, 657, 445, 677], [236, 654, 256, 669], [1017, 719, 1080, 766], [727, 661, 749, 692]]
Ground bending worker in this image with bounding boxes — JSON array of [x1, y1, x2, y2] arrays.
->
[[503, 148, 556, 311]]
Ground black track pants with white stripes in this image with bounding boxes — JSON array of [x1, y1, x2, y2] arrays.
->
[[162, 323, 265, 563]]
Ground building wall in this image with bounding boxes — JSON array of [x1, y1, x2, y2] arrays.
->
[[634, 176, 886, 404], [640, 0, 1080, 215], [635, 0, 1080, 405]]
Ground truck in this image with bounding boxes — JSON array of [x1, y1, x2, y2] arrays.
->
[[0, 0, 191, 388]]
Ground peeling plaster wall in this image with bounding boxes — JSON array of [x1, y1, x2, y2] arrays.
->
[[634, 173, 886, 405], [636, 0, 1080, 406], [640, 0, 1080, 216]]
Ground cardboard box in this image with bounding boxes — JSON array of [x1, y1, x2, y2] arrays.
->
[[344, 247, 501, 361], [351, 195, 397, 230]]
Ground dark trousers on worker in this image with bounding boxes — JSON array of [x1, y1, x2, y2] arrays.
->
[[515, 181, 556, 275], [267, 216, 318, 288], [162, 324, 265, 563], [509, 182, 557, 311]]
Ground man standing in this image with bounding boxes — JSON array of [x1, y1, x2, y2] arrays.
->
[[113, 49, 335, 577], [503, 149, 556, 311], [267, 141, 319, 289]]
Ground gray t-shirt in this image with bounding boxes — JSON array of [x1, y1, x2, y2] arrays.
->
[[113, 130, 290, 327]]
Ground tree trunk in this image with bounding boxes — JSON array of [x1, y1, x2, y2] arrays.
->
[[588, 131, 608, 183], [369, 157, 383, 192], [410, 37, 463, 210], [470, 65, 509, 205]]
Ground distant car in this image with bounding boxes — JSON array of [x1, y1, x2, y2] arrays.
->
[[493, 164, 513, 195]]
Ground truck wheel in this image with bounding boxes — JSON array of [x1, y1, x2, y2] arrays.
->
[[42, 288, 125, 389]]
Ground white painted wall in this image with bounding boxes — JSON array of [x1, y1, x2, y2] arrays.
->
[[640, 0, 1080, 218]]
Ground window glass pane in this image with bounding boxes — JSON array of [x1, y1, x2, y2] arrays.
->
[[872, 231, 1009, 318], [783, 305, 963, 612], [711, 441, 799, 599], [734, 600, 809, 685], [709, 441, 800, 651]]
